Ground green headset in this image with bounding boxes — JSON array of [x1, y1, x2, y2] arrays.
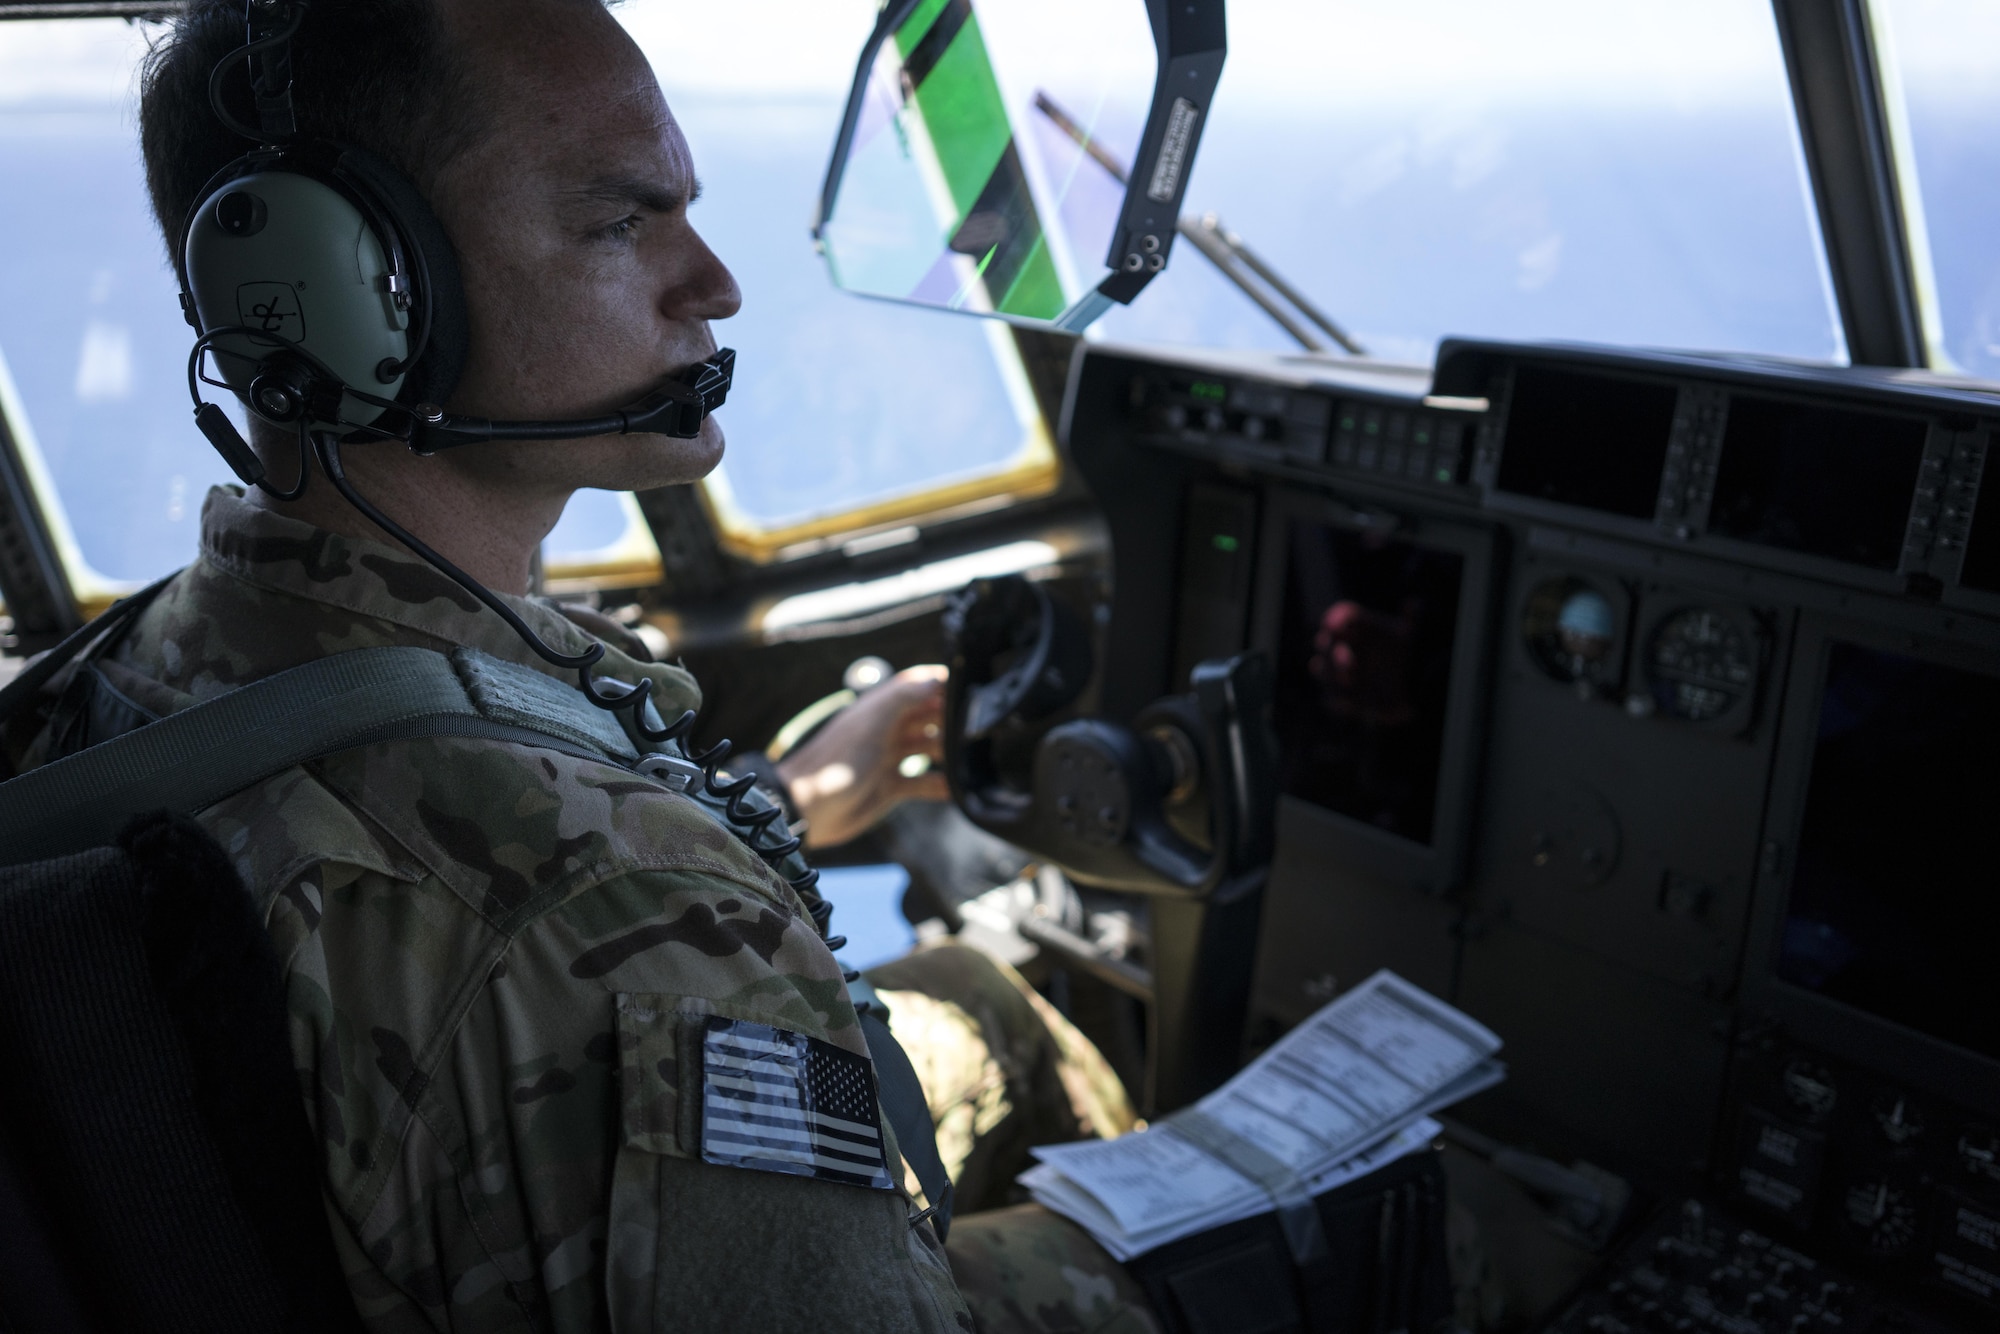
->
[[178, 0, 734, 500]]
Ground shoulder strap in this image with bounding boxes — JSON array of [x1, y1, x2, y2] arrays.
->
[[0, 645, 617, 867], [0, 638, 958, 1237], [859, 1008, 956, 1241]]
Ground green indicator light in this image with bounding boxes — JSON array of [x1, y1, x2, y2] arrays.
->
[[1190, 381, 1227, 402], [1212, 534, 1240, 553], [1435, 468, 1453, 482]]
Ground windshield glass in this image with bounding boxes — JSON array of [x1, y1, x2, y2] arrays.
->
[[0, 19, 234, 594], [1090, 0, 1845, 366], [1873, 0, 2000, 379], [618, 1, 1056, 551]]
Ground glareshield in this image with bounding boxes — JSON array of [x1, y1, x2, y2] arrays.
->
[[815, 0, 1217, 331]]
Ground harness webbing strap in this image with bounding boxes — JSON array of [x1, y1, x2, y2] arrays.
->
[[0, 638, 956, 1237], [860, 1008, 956, 1242], [0, 646, 605, 866]]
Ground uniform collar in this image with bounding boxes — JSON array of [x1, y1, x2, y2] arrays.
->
[[195, 485, 701, 714]]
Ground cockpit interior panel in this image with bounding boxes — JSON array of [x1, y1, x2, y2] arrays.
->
[[5, 3, 1997, 1329], [1059, 333, 2000, 1327]]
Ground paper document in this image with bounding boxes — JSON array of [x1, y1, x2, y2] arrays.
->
[[1024, 970, 1504, 1259]]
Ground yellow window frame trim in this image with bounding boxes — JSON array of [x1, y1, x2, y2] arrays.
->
[[695, 427, 1062, 566], [538, 416, 1062, 597], [0, 340, 129, 621]]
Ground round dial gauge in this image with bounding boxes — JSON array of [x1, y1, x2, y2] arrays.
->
[[1523, 578, 1620, 690], [1648, 608, 1755, 722], [1959, 1126, 2000, 1186], [1841, 1177, 1922, 1257], [1781, 1057, 1838, 1122], [1871, 1093, 1925, 1148]]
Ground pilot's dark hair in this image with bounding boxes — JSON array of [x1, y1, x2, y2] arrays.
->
[[137, 0, 491, 254]]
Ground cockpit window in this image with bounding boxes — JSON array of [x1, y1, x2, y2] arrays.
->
[[1871, 0, 2000, 379], [1088, 0, 1847, 366], [612, 2, 1059, 562], [0, 8, 1056, 601], [0, 19, 226, 603], [3, 3, 1944, 602]]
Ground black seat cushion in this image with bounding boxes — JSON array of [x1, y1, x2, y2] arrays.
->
[[0, 813, 357, 1333]]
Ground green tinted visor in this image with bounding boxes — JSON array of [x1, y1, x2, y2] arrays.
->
[[815, 0, 1226, 333]]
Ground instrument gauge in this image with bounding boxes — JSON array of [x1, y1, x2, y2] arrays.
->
[[1870, 1093, 1925, 1148], [1647, 608, 1756, 723], [1522, 576, 1624, 693], [1781, 1057, 1838, 1122], [1840, 1177, 1922, 1258], [1959, 1125, 2000, 1186]]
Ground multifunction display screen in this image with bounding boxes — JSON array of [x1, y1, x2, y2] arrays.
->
[[1710, 397, 1926, 570], [1779, 642, 2000, 1061], [1496, 366, 1679, 519], [1272, 520, 1465, 846]]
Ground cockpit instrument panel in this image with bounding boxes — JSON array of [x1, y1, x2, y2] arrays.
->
[[1444, 342, 1998, 601], [1061, 333, 2000, 1329]]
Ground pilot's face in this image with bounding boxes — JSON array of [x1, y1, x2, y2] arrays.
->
[[427, 0, 741, 492]]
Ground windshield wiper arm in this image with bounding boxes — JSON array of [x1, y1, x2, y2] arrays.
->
[[1033, 91, 1366, 356]]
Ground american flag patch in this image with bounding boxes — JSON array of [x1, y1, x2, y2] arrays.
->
[[699, 1017, 895, 1190]]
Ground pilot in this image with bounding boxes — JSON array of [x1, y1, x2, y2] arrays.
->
[[0, 0, 1162, 1328]]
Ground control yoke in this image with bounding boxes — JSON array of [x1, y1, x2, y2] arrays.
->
[[942, 575, 1277, 901]]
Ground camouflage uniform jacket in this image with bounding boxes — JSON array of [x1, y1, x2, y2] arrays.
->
[[27, 488, 972, 1333]]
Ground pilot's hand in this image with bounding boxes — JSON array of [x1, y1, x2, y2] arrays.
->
[[776, 665, 950, 848]]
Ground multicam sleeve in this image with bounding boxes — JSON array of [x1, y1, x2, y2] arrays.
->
[[347, 862, 970, 1334]]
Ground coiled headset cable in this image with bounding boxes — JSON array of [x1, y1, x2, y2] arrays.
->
[[309, 428, 846, 953]]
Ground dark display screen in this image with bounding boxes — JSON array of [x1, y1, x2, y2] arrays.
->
[[1273, 520, 1465, 846], [1778, 642, 2000, 1061], [1709, 397, 1926, 570], [1961, 459, 2000, 594], [1496, 366, 1678, 519]]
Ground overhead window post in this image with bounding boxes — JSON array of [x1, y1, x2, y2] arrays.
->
[[1769, 0, 1924, 368]]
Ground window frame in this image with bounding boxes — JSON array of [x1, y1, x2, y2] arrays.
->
[[1766, 0, 1955, 372]]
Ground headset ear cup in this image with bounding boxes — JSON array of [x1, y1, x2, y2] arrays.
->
[[336, 146, 468, 409]]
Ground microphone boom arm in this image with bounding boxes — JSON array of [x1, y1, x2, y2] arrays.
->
[[406, 349, 736, 451]]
